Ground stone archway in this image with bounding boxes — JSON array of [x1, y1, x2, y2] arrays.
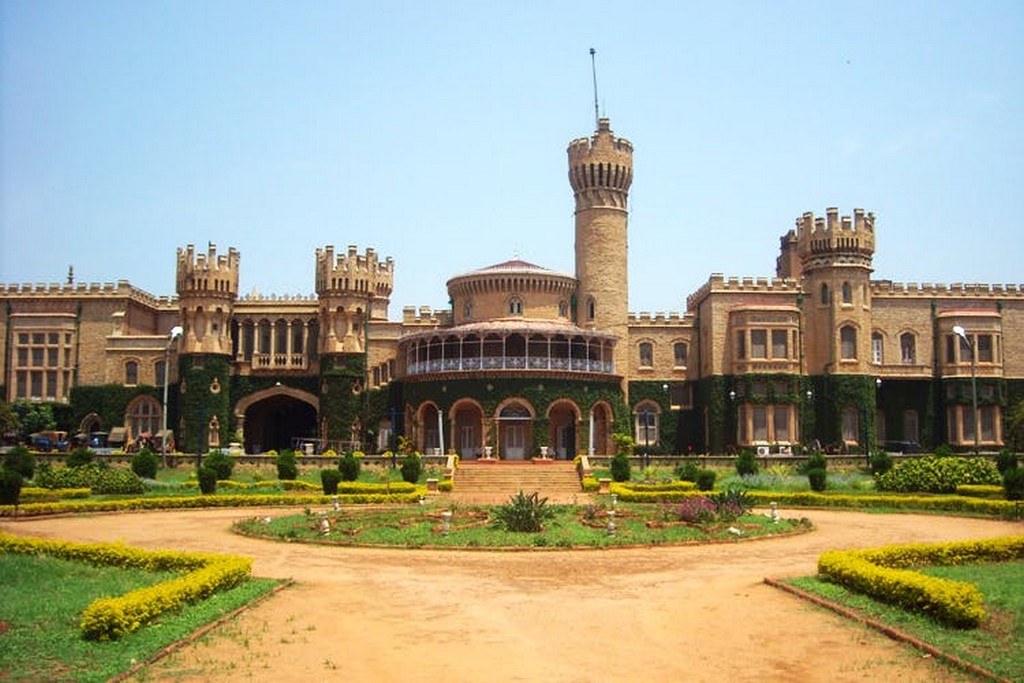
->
[[234, 386, 319, 454], [451, 399, 485, 460], [588, 401, 613, 455], [547, 400, 581, 459], [495, 399, 535, 460]]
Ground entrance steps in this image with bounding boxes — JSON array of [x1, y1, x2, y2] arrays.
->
[[451, 460, 585, 503]]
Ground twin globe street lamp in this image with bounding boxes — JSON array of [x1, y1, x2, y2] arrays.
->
[[952, 325, 979, 457], [161, 325, 184, 467]]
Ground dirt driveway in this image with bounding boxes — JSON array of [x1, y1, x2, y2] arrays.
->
[[2, 507, 1020, 682]]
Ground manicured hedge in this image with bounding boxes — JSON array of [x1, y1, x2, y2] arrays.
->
[[818, 536, 1024, 628], [0, 491, 425, 517], [0, 533, 252, 640]]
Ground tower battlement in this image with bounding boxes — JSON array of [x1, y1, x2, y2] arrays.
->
[[795, 208, 875, 273], [315, 245, 394, 299], [176, 243, 240, 299], [567, 118, 633, 207]]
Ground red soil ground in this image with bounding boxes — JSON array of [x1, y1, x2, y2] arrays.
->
[[2, 507, 1019, 682]]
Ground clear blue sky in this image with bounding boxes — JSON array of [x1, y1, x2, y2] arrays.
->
[[2, 0, 1021, 316]]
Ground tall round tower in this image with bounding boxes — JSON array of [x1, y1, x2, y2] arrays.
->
[[568, 117, 633, 377]]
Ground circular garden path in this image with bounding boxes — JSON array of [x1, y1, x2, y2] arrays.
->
[[2, 506, 1019, 682]]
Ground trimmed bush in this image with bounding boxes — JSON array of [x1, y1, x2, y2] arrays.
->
[[66, 447, 94, 468], [339, 452, 361, 482], [875, 455, 1001, 493], [197, 466, 217, 494], [275, 450, 298, 480], [800, 451, 827, 475], [869, 449, 893, 476], [996, 448, 1018, 475], [933, 444, 955, 458], [0, 467, 23, 506], [320, 469, 341, 495], [807, 467, 827, 492], [610, 452, 631, 482], [131, 448, 159, 479], [3, 445, 36, 480], [34, 464, 144, 495], [695, 469, 716, 491], [675, 461, 700, 482], [204, 449, 235, 481], [735, 449, 759, 476], [1005, 468, 1024, 501], [400, 453, 422, 484]]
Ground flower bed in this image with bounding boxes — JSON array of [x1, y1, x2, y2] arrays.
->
[[817, 536, 1024, 628], [0, 532, 252, 640]]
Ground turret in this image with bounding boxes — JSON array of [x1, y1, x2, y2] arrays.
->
[[175, 243, 240, 355], [569, 117, 632, 379], [315, 245, 394, 354]]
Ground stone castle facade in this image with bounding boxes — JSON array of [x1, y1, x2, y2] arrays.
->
[[3, 117, 1022, 457]]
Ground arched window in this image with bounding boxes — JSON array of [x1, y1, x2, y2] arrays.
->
[[155, 360, 167, 387], [841, 282, 852, 304], [558, 300, 569, 318], [841, 407, 859, 443], [871, 332, 883, 365], [820, 283, 829, 305], [508, 296, 523, 316], [900, 332, 916, 364], [673, 342, 688, 367], [124, 360, 139, 386], [634, 401, 660, 448], [840, 325, 857, 360], [638, 342, 653, 367], [587, 297, 596, 320], [126, 395, 161, 441], [464, 300, 473, 319]]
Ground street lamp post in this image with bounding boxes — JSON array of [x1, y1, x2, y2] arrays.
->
[[952, 325, 979, 457], [161, 325, 183, 468]]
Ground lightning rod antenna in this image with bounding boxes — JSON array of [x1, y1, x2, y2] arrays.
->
[[590, 48, 599, 129]]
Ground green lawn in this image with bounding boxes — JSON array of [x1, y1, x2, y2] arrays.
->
[[0, 553, 280, 682], [786, 561, 1024, 681], [234, 502, 811, 549]]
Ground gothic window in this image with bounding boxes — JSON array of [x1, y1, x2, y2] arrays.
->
[[820, 283, 829, 305], [587, 297, 596, 321], [558, 300, 569, 318], [125, 360, 139, 386], [464, 300, 473, 319], [673, 342, 688, 367], [872, 332, 884, 365], [638, 342, 653, 368], [840, 325, 857, 360], [841, 282, 852, 304], [900, 332, 916, 364], [126, 395, 161, 441], [509, 296, 523, 316]]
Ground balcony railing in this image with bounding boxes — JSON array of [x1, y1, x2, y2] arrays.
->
[[407, 355, 615, 376]]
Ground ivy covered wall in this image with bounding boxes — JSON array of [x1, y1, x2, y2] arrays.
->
[[177, 354, 232, 453], [319, 353, 366, 442]]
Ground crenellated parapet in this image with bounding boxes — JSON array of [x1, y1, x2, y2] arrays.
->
[[401, 306, 453, 327], [0, 280, 175, 308], [627, 311, 694, 326], [871, 280, 1024, 298], [176, 243, 240, 300], [315, 245, 394, 301], [686, 273, 802, 310], [796, 207, 875, 272], [567, 117, 633, 211]]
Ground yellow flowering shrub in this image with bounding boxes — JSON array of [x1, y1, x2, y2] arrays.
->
[[0, 533, 252, 640], [818, 536, 1024, 628]]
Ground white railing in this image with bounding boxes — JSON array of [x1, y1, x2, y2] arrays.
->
[[407, 355, 615, 376]]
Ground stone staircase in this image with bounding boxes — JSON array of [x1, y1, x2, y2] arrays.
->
[[452, 460, 585, 503]]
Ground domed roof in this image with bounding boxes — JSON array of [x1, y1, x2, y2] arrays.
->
[[449, 259, 572, 281]]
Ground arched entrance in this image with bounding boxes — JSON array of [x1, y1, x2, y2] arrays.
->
[[416, 403, 443, 454], [235, 387, 319, 454], [589, 401, 613, 455], [451, 400, 484, 459], [547, 400, 580, 459], [497, 400, 533, 460]]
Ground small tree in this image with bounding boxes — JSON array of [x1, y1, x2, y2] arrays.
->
[[610, 452, 631, 482], [131, 448, 159, 479], [275, 450, 298, 480], [1005, 399, 1024, 452], [196, 466, 217, 494], [320, 469, 341, 494], [1004, 468, 1024, 501], [995, 448, 1018, 476], [204, 449, 235, 480], [735, 449, 758, 476], [0, 467, 23, 506], [66, 447, 94, 468], [3, 445, 36, 480], [338, 452, 361, 482], [400, 453, 422, 484]]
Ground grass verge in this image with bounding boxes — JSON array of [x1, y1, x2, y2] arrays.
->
[[0, 553, 280, 682], [780, 561, 1023, 682]]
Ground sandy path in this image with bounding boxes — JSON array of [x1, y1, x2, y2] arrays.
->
[[2, 507, 1020, 682]]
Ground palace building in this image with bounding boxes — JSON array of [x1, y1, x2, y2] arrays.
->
[[2, 117, 1022, 457]]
